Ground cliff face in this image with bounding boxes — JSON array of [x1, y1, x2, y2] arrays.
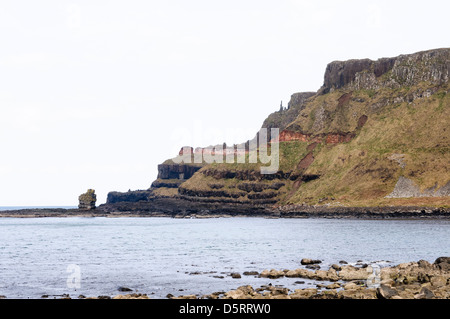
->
[[102, 48, 450, 213], [321, 48, 449, 92]]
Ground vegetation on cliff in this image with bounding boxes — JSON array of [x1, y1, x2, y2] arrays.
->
[[108, 48, 449, 210]]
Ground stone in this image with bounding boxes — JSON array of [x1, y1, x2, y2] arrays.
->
[[376, 284, 398, 299], [224, 290, 247, 299], [236, 285, 254, 295], [173, 294, 197, 299], [418, 260, 432, 269], [243, 271, 259, 276], [113, 293, 149, 299], [78, 189, 96, 210], [331, 264, 342, 271], [314, 270, 331, 281], [285, 269, 301, 277], [269, 287, 289, 296], [325, 268, 340, 281], [414, 287, 435, 299], [339, 265, 371, 280], [290, 288, 318, 299], [306, 264, 320, 270], [301, 258, 322, 265], [326, 283, 341, 289], [230, 273, 241, 279], [343, 282, 360, 290], [430, 276, 447, 288], [259, 269, 284, 279], [434, 257, 450, 271]]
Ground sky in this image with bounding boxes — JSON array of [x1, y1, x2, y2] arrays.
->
[[0, 0, 449, 206]]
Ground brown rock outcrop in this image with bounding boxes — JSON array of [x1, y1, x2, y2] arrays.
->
[[78, 189, 96, 210]]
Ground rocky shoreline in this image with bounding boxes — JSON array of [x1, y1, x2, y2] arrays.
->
[[2, 257, 445, 300], [165, 257, 450, 300], [0, 204, 449, 219]]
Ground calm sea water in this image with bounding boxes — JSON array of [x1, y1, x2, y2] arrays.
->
[[0, 206, 77, 211], [0, 217, 448, 299]]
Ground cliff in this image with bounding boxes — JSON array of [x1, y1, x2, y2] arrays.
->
[[99, 48, 450, 215]]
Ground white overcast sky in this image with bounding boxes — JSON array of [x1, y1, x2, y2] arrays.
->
[[0, 0, 448, 206]]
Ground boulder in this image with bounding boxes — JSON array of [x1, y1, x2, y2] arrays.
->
[[376, 284, 398, 299], [417, 260, 432, 269], [259, 269, 284, 279], [430, 276, 447, 288], [223, 286, 255, 299], [331, 264, 342, 271], [414, 287, 435, 299], [301, 258, 322, 265], [326, 283, 341, 289], [339, 265, 371, 281], [290, 288, 318, 299], [434, 257, 450, 271]]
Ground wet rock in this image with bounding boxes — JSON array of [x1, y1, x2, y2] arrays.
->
[[230, 272, 241, 279], [414, 287, 435, 299], [113, 293, 149, 299], [418, 259, 432, 269], [339, 265, 371, 280], [326, 283, 341, 289], [430, 276, 447, 288], [223, 286, 255, 299], [290, 288, 318, 299], [325, 268, 339, 281], [118, 287, 133, 292], [301, 258, 322, 265], [343, 282, 361, 290], [306, 264, 320, 270], [172, 294, 197, 299], [285, 269, 301, 277], [376, 284, 398, 299], [267, 286, 289, 296], [260, 269, 285, 279], [314, 269, 336, 281], [243, 271, 259, 276], [434, 257, 450, 271], [338, 288, 377, 299], [201, 293, 219, 299], [331, 264, 342, 271]]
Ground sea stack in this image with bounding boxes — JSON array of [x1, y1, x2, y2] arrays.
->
[[78, 189, 97, 210]]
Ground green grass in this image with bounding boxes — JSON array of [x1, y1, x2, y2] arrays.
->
[[160, 78, 450, 207]]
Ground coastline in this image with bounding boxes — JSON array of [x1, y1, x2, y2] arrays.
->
[[0, 204, 449, 219], [1, 257, 448, 299]]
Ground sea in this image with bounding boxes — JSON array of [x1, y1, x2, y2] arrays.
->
[[0, 207, 449, 299]]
